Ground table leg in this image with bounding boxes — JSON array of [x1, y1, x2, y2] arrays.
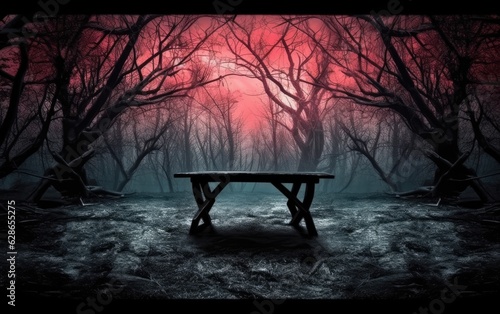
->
[[290, 182, 316, 235], [286, 182, 301, 217], [189, 179, 228, 234], [271, 181, 318, 237]]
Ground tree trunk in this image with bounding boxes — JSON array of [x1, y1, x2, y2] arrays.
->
[[430, 137, 493, 202], [297, 126, 325, 172], [163, 150, 175, 193]]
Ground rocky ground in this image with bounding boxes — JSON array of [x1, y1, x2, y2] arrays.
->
[[1, 189, 499, 313]]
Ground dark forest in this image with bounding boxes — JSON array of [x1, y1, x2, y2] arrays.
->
[[1, 1, 499, 314]]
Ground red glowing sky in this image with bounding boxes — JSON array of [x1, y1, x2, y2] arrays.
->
[[1, 15, 353, 135], [192, 15, 345, 133]]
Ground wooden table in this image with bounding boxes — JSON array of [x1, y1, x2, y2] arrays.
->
[[173, 171, 335, 236]]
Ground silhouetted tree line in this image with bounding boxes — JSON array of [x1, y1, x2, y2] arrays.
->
[[0, 14, 499, 205]]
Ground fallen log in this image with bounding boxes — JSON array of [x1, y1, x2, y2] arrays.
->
[[28, 148, 95, 203], [424, 150, 494, 203]]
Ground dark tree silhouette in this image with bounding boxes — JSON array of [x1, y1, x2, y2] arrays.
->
[[22, 15, 229, 202], [0, 15, 58, 179], [253, 96, 295, 172], [193, 87, 244, 171], [336, 106, 418, 192], [300, 15, 499, 202], [104, 106, 174, 192], [224, 16, 335, 171]]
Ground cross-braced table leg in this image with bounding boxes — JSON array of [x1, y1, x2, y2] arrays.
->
[[286, 182, 301, 217], [272, 181, 318, 237], [189, 179, 228, 234]]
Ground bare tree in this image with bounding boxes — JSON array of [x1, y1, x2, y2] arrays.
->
[[300, 15, 499, 201], [195, 86, 243, 171], [320, 108, 360, 193], [223, 16, 335, 171], [0, 15, 58, 179], [177, 98, 196, 172], [157, 125, 179, 193], [252, 96, 295, 171], [433, 16, 500, 165], [25, 15, 230, 202], [465, 82, 500, 165], [103, 105, 174, 192], [336, 105, 418, 192]]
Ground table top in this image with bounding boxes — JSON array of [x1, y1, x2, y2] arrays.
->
[[174, 171, 335, 183]]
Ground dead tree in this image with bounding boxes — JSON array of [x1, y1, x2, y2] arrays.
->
[[103, 106, 174, 192], [224, 16, 335, 171], [22, 15, 230, 202], [196, 87, 243, 171], [0, 16, 58, 179], [299, 15, 498, 202]]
